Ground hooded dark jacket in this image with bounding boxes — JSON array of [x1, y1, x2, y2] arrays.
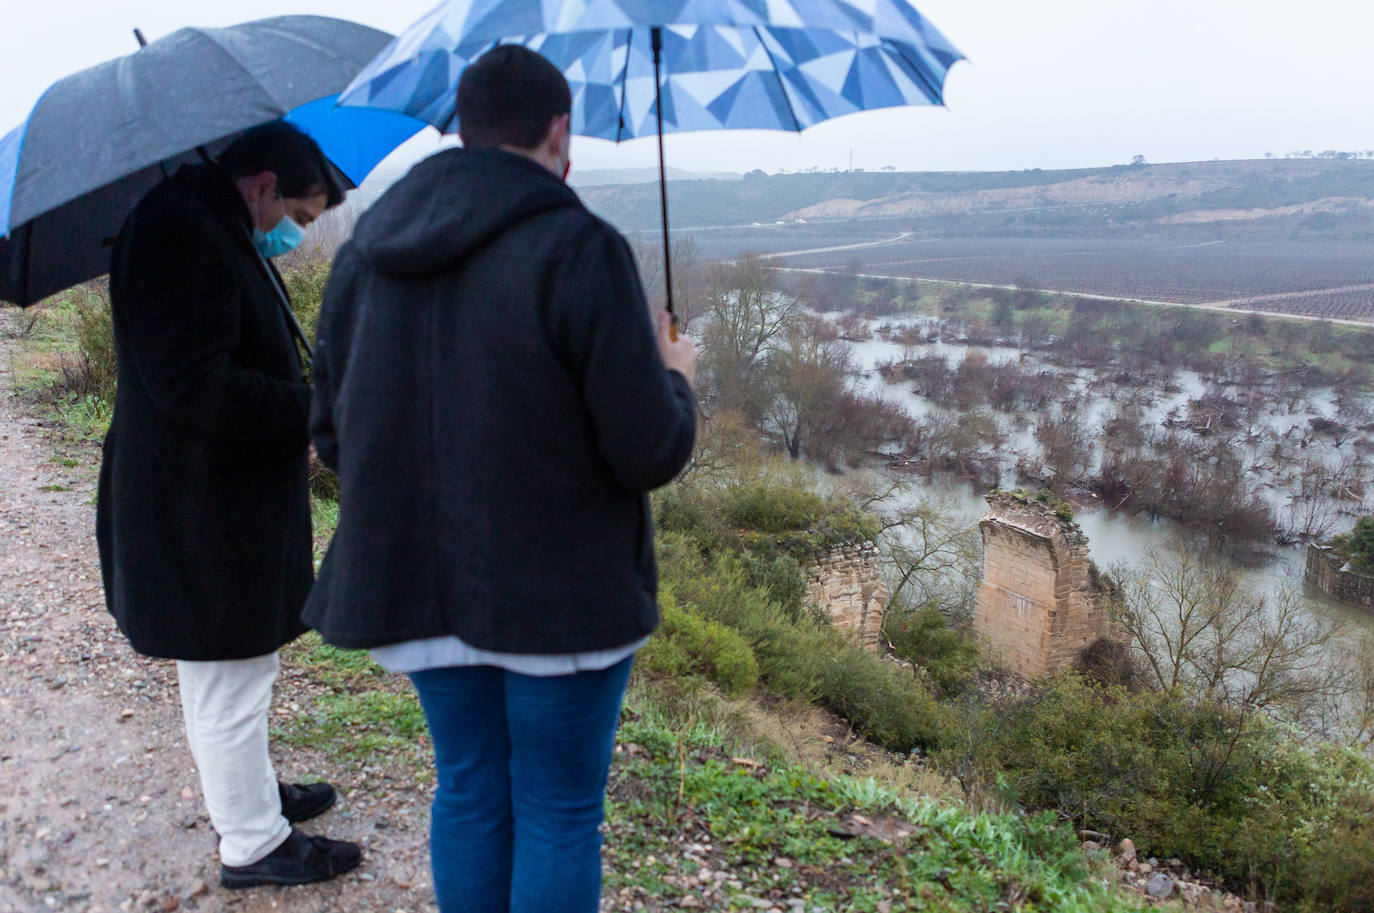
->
[[302, 148, 696, 653], [98, 164, 312, 660]]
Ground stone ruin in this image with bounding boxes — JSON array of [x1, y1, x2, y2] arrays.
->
[[807, 542, 889, 652], [973, 491, 1119, 679]]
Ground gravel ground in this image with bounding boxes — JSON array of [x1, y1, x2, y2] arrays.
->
[[0, 317, 436, 913]]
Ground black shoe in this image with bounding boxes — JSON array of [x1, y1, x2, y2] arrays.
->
[[220, 828, 362, 889], [279, 781, 337, 823]]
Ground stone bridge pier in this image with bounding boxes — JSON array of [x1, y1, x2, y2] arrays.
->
[[973, 492, 1118, 678]]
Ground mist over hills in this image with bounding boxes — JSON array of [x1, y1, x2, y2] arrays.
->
[[571, 166, 742, 186], [578, 158, 1374, 240]]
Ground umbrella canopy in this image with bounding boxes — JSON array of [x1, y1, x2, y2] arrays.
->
[[339, 3, 963, 138], [0, 15, 425, 306], [338, 0, 962, 322]]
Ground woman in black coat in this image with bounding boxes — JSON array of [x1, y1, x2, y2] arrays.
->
[[96, 122, 359, 887]]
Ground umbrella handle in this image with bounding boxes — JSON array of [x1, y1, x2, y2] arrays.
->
[[651, 26, 676, 329]]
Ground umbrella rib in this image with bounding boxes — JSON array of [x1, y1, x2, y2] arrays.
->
[[884, 38, 945, 106], [752, 27, 802, 133], [614, 28, 633, 143], [197, 30, 296, 112]]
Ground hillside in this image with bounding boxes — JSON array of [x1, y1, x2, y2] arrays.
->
[[580, 158, 1374, 238]]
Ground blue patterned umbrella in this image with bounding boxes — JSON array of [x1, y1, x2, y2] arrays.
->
[[339, 0, 963, 319]]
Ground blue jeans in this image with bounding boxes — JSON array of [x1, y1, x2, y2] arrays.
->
[[409, 657, 634, 913]]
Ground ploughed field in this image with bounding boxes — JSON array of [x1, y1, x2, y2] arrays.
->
[[728, 232, 1374, 321]]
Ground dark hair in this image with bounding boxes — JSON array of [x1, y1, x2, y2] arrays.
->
[[218, 121, 345, 207], [456, 45, 571, 149]]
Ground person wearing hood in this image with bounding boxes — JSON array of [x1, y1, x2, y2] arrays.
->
[[305, 45, 698, 913], [99, 121, 362, 888]]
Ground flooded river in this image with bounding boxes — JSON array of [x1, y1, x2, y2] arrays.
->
[[831, 315, 1374, 641]]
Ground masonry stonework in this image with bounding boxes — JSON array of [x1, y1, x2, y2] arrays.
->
[[973, 492, 1117, 678], [807, 543, 889, 652], [1305, 544, 1374, 609]]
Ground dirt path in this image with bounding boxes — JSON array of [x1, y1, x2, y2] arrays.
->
[[0, 315, 435, 913]]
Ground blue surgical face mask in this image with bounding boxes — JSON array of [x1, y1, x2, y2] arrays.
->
[[253, 214, 306, 259]]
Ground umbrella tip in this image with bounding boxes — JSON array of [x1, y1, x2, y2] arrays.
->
[[133, 27, 148, 48]]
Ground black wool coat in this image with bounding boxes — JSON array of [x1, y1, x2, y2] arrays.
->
[[97, 164, 313, 661], [304, 148, 697, 653]]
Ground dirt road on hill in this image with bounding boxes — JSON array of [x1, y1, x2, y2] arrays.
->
[[0, 313, 434, 913]]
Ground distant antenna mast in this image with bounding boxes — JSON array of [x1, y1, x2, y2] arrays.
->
[[849, 148, 853, 173]]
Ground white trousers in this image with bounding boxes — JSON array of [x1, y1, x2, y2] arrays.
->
[[176, 651, 292, 867]]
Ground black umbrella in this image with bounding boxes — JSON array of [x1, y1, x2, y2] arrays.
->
[[0, 15, 413, 308]]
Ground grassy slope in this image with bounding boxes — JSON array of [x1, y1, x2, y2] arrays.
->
[[270, 630, 1152, 913]]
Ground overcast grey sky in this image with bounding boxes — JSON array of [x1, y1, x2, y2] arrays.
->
[[3, 0, 1372, 176]]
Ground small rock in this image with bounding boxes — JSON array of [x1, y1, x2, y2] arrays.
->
[[1080, 840, 1101, 852], [1138, 862, 1153, 874], [159, 897, 180, 912], [773, 857, 793, 868], [876, 903, 892, 913], [678, 897, 702, 908], [118, 709, 134, 721], [1146, 873, 1175, 899], [180, 786, 195, 801], [1116, 837, 1137, 863], [184, 879, 207, 899]]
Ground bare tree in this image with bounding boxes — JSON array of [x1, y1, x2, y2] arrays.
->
[[702, 254, 800, 417], [878, 493, 982, 624], [763, 315, 851, 460], [1114, 544, 1346, 734], [632, 234, 706, 334], [1281, 455, 1341, 541]]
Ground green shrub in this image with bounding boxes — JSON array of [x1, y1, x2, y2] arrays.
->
[[886, 604, 980, 697], [281, 254, 331, 342], [722, 483, 827, 532], [1298, 790, 1374, 912], [740, 551, 807, 618], [1330, 516, 1374, 573], [657, 536, 945, 752], [940, 672, 1374, 911], [639, 588, 759, 695], [654, 478, 880, 563], [54, 283, 117, 404]]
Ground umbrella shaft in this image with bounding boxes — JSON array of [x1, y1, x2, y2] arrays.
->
[[651, 27, 675, 330]]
